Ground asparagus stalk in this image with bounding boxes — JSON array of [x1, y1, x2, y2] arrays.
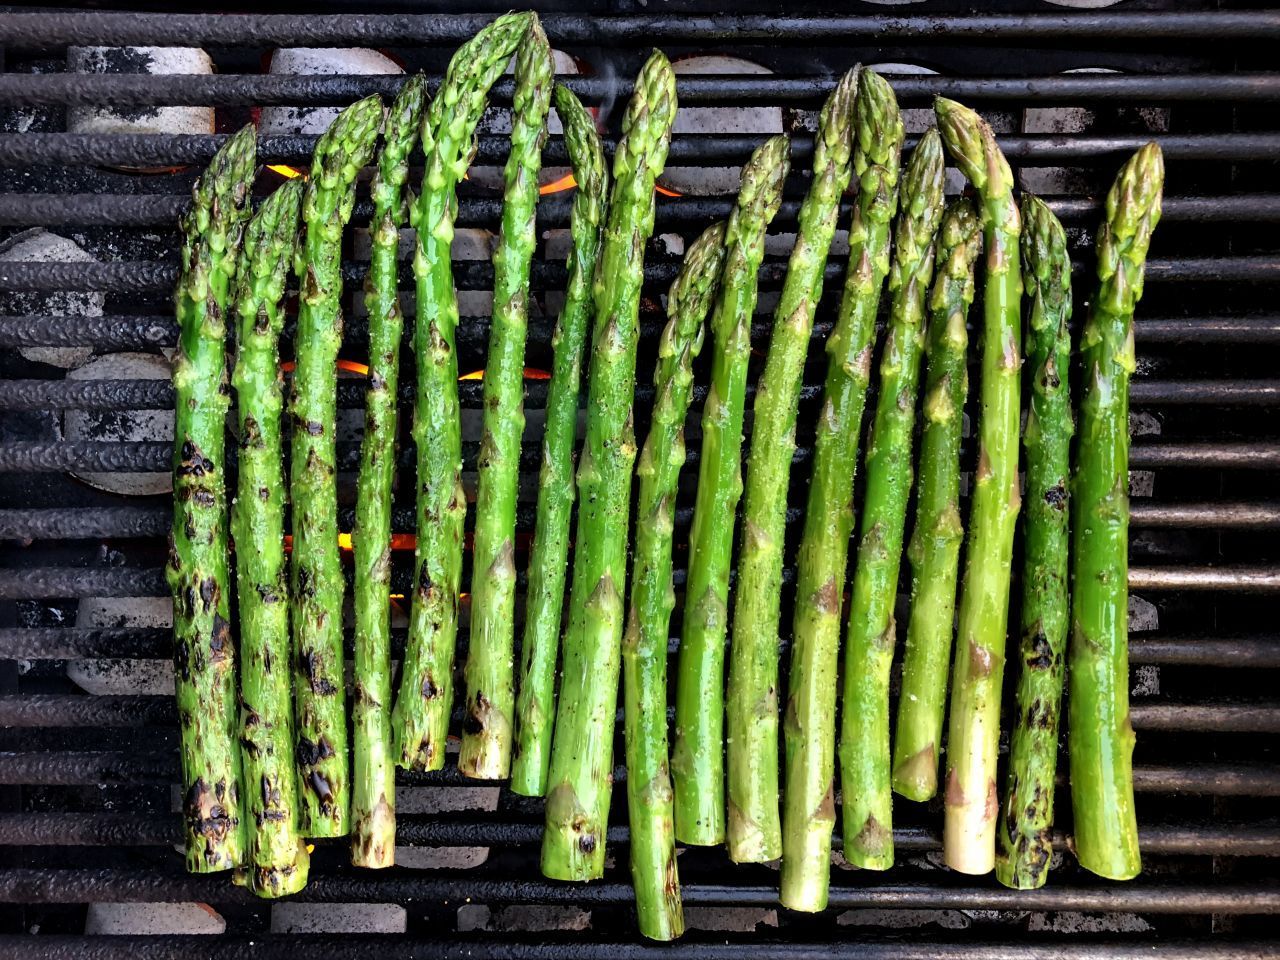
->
[[392, 11, 533, 771], [511, 84, 609, 797], [780, 69, 903, 911], [231, 178, 308, 896], [289, 95, 383, 838], [351, 75, 428, 868], [542, 50, 678, 882], [890, 199, 981, 803], [728, 69, 856, 871], [676, 134, 790, 854], [839, 127, 945, 871], [936, 97, 1024, 875], [461, 23, 554, 780], [168, 124, 255, 873], [1069, 144, 1163, 881], [994, 195, 1073, 889], [625, 222, 726, 941]]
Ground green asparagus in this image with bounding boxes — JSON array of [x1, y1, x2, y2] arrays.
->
[[1069, 143, 1163, 882], [625, 222, 726, 941], [839, 127, 945, 872], [232, 178, 307, 896], [936, 97, 1024, 875], [392, 11, 533, 772], [169, 124, 255, 873], [542, 50, 678, 882], [461, 22, 553, 780], [512, 84, 609, 798], [994, 195, 1073, 890], [677, 134, 790, 855], [780, 69, 903, 911], [290, 95, 383, 838], [891, 200, 981, 804], [730, 68, 856, 874], [351, 75, 427, 868]]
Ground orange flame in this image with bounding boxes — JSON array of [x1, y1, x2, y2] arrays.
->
[[285, 532, 416, 553], [655, 183, 683, 198], [460, 367, 552, 381], [267, 164, 305, 179], [337, 359, 370, 376], [539, 172, 578, 196], [459, 369, 484, 381]]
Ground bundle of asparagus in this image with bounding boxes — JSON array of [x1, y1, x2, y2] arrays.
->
[[166, 21, 1169, 921]]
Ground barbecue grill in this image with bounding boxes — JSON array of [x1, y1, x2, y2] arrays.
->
[[0, 1, 1277, 955]]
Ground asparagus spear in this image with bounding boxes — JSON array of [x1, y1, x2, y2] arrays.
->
[[936, 97, 1024, 875], [890, 199, 981, 803], [289, 94, 383, 838], [511, 84, 609, 797], [676, 134, 790, 854], [728, 69, 856, 868], [994, 195, 1072, 890], [542, 50, 678, 882], [1069, 144, 1163, 882], [392, 11, 533, 772], [625, 222, 726, 942], [351, 75, 428, 868], [461, 23, 554, 780], [231, 178, 308, 896], [839, 127, 945, 871], [168, 124, 255, 873], [780, 69, 903, 911]]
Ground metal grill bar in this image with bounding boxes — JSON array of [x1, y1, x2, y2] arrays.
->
[[3, 627, 1273, 668], [2, 749, 1271, 796], [2, 438, 1269, 475], [0, 867, 1275, 913], [5, 375, 1279, 413], [2, 132, 1278, 173], [2, 692, 1271, 732], [1, 812, 1274, 858], [3, 11, 1279, 48], [6, 500, 1279, 543], [2, 313, 1278, 353], [0, 937, 1273, 960], [8, 193, 1280, 229], [2, 72, 1277, 109]]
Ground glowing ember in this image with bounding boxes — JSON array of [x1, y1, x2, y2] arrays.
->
[[655, 183, 683, 198], [460, 367, 552, 381], [459, 369, 484, 381], [539, 172, 578, 195], [267, 164, 305, 179], [337, 359, 369, 376]]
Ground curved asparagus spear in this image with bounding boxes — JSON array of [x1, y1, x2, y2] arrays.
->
[[392, 11, 533, 772], [542, 50, 678, 882], [232, 178, 308, 896], [511, 84, 609, 798], [994, 195, 1072, 890], [891, 199, 981, 803], [461, 22, 554, 780], [728, 69, 856, 869], [936, 97, 1024, 875], [1069, 144, 1163, 881], [676, 134, 790, 854], [625, 222, 726, 941], [289, 95, 383, 838], [351, 75, 427, 868], [780, 69, 903, 911], [839, 127, 945, 872], [168, 124, 255, 873]]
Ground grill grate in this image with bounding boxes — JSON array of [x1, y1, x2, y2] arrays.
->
[[0, 1, 1277, 954]]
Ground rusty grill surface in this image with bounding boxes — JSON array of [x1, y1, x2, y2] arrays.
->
[[0, 1, 1277, 956]]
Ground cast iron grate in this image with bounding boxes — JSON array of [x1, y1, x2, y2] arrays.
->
[[0, 1, 1276, 955]]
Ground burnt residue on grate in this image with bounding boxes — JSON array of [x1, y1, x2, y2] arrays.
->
[[0, 1, 1277, 952]]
